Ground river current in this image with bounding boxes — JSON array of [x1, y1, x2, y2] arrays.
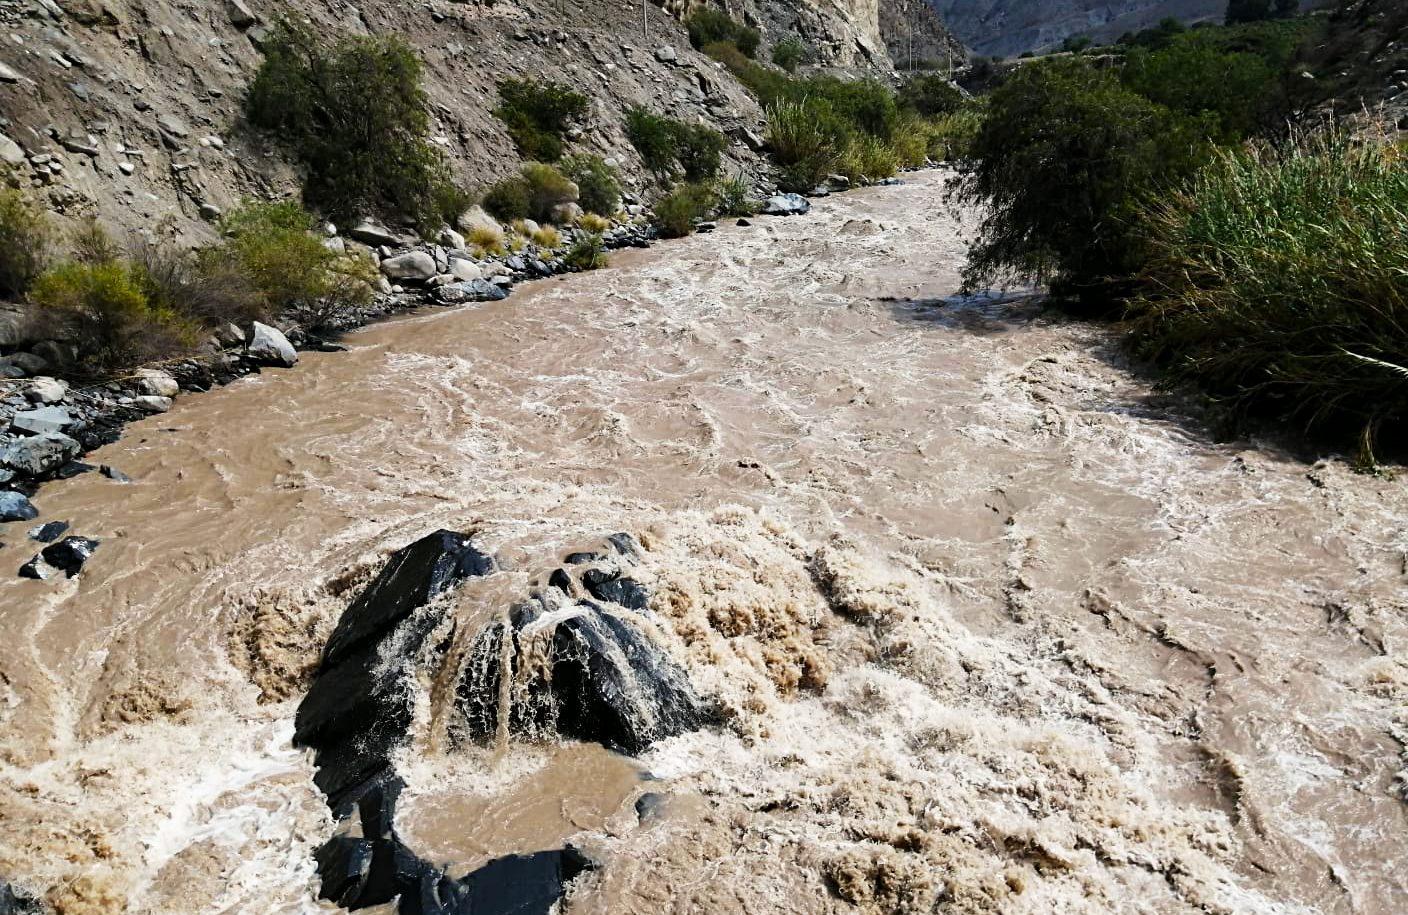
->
[[0, 171, 1404, 915]]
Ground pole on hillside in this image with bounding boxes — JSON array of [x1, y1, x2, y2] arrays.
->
[[642, 0, 647, 44]]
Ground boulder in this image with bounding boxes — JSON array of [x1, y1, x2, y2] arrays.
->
[[318, 530, 496, 668], [4, 352, 48, 377], [654, 45, 677, 63], [10, 406, 69, 437], [761, 193, 810, 216], [132, 395, 172, 413], [0, 491, 38, 522], [456, 205, 501, 236], [31, 342, 73, 373], [225, 0, 256, 28], [133, 367, 179, 398], [347, 220, 401, 247], [247, 321, 297, 368], [0, 432, 80, 476], [438, 227, 465, 249], [449, 259, 483, 282], [433, 280, 509, 305], [18, 557, 52, 580], [26, 377, 66, 404], [379, 251, 436, 282], [550, 202, 583, 226], [0, 135, 24, 167], [213, 322, 245, 348]]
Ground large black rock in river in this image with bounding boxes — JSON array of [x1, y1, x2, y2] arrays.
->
[[295, 529, 710, 915]]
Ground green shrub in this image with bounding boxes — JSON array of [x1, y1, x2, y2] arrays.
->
[[131, 236, 266, 329], [926, 101, 986, 160], [0, 184, 52, 298], [467, 224, 505, 257], [529, 225, 561, 248], [31, 261, 196, 373], [765, 100, 845, 192], [654, 183, 715, 238], [674, 122, 727, 181], [1121, 40, 1279, 141], [804, 77, 899, 140], [686, 8, 760, 57], [898, 73, 963, 116], [891, 119, 931, 168], [771, 36, 806, 73], [494, 77, 589, 162], [69, 217, 123, 266], [839, 135, 899, 183], [519, 162, 578, 223], [245, 19, 464, 232], [702, 41, 796, 106], [1129, 130, 1408, 445], [565, 233, 608, 270], [625, 107, 726, 181], [715, 173, 757, 217], [562, 153, 621, 216], [578, 212, 611, 233], [948, 58, 1213, 297], [626, 106, 680, 175], [211, 199, 372, 327], [482, 175, 531, 222]]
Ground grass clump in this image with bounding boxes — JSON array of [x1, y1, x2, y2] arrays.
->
[[31, 260, 196, 374], [0, 184, 53, 298], [625, 107, 727, 181], [245, 19, 465, 233], [686, 8, 759, 57], [565, 234, 608, 271], [578, 212, 611, 233], [1129, 130, 1408, 444], [466, 224, 505, 257], [529, 225, 561, 248], [493, 77, 589, 162], [562, 153, 621, 216], [715, 173, 757, 217], [481, 163, 578, 224], [839, 135, 899, 184], [654, 182, 716, 238]]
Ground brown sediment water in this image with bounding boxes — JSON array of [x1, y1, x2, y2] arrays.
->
[[0, 170, 1404, 915]]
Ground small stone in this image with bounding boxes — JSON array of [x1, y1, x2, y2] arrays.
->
[[18, 556, 52, 580], [198, 202, 222, 220], [100, 464, 132, 482], [118, 161, 134, 174], [654, 45, 677, 63], [0, 491, 38, 522], [0, 63, 19, 82]]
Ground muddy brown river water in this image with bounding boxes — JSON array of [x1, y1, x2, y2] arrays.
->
[[0, 171, 1404, 915]]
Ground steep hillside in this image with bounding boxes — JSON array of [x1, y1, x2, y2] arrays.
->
[[1298, 0, 1408, 124], [878, 0, 968, 70], [0, 0, 886, 249]]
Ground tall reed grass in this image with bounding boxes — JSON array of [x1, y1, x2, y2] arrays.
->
[[1130, 128, 1408, 448]]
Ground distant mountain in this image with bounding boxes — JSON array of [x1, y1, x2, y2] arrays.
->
[[933, 0, 1265, 57]]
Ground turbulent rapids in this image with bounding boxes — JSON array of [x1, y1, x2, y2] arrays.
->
[[0, 171, 1405, 915]]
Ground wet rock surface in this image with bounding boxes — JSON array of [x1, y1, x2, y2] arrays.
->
[[297, 530, 702, 914]]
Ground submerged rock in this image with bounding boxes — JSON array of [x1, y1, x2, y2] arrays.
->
[[0, 882, 43, 915], [27, 520, 68, 542]]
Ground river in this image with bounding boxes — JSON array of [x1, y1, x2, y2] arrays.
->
[[0, 170, 1403, 915]]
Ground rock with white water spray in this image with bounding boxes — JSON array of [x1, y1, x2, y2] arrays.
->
[[38, 535, 99, 577], [247, 321, 297, 367], [0, 491, 38, 522], [433, 280, 509, 305], [761, 193, 810, 216], [1, 431, 81, 475]]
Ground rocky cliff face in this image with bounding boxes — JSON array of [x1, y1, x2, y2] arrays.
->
[[931, 0, 1228, 56], [878, 0, 967, 69], [0, 0, 884, 250]]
